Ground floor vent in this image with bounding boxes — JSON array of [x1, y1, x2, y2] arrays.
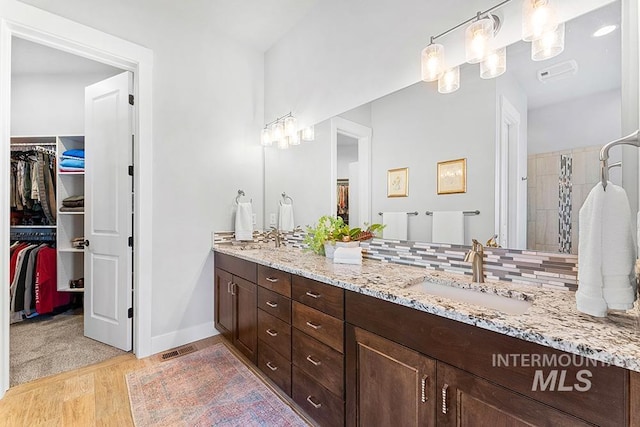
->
[[160, 345, 196, 361]]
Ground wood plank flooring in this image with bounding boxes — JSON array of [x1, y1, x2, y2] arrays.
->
[[0, 336, 225, 427]]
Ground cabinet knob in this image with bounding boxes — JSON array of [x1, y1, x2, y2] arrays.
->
[[441, 384, 449, 414], [306, 395, 322, 409], [266, 328, 278, 337], [266, 361, 278, 371], [305, 321, 321, 330], [306, 355, 322, 366]]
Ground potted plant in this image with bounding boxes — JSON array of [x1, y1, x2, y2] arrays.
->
[[303, 215, 385, 257]]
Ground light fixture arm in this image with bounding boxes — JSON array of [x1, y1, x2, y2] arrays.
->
[[264, 112, 293, 129], [430, 0, 511, 43]]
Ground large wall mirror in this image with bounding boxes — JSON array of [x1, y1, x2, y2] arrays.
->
[[264, 0, 624, 255]]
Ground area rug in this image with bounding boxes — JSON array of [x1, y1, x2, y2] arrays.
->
[[126, 343, 308, 426]]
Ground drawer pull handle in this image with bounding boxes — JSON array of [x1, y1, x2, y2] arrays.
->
[[266, 329, 278, 337], [441, 384, 449, 414], [306, 355, 322, 366], [266, 361, 278, 371], [227, 281, 232, 294], [266, 301, 278, 308], [265, 277, 279, 283], [305, 291, 321, 299], [230, 282, 236, 296], [305, 321, 321, 330], [421, 375, 429, 403], [306, 395, 322, 409]]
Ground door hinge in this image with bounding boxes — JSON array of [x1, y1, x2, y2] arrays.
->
[[128, 236, 133, 248], [128, 307, 134, 318], [128, 165, 134, 176], [129, 94, 134, 105]]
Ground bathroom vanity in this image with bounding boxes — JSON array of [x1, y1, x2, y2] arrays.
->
[[214, 245, 640, 426]]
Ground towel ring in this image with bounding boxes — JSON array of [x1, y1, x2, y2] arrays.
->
[[280, 192, 294, 206], [600, 130, 640, 191], [235, 190, 252, 205]]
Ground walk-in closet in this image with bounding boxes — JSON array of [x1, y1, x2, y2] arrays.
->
[[8, 37, 128, 386]]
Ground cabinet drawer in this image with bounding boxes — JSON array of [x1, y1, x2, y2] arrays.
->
[[257, 309, 291, 359], [215, 252, 257, 283], [293, 302, 344, 353], [258, 340, 292, 396], [258, 265, 291, 297], [258, 286, 291, 323], [293, 366, 344, 427], [292, 275, 344, 319], [292, 329, 344, 398]]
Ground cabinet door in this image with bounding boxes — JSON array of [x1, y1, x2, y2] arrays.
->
[[436, 362, 592, 426], [346, 325, 436, 427], [214, 268, 233, 342], [233, 276, 257, 363]]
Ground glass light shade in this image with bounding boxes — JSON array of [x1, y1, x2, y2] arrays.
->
[[465, 18, 494, 64], [531, 22, 565, 61], [480, 47, 507, 79], [260, 127, 272, 146], [284, 115, 297, 137], [301, 125, 315, 141], [277, 137, 289, 149], [522, 0, 558, 42], [438, 66, 460, 94], [289, 133, 301, 146], [271, 121, 284, 142], [421, 43, 445, 82]]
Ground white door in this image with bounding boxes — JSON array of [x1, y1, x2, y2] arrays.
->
[[83, 72, 133, 351]]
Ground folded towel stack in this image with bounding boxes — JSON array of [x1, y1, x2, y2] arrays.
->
[[333, 246, 362, 265], [60, 149, 85, 172], [60, 195, 84, 212], [576, 182, 637, 317]]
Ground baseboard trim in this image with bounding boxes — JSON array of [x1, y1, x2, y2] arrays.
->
[[150, 322, 219, 355]]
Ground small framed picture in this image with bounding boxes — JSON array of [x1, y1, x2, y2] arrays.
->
[[387, 167, 408, 197], [437, 158, 467, 195]]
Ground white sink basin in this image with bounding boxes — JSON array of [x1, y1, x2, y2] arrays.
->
[[408, 281, 532, 315]]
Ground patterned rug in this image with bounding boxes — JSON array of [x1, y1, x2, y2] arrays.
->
[[126, 343, 308, 426]]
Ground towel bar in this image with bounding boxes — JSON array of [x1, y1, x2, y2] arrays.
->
[[600, 130, 640, 190], [425, 210, 480, 216], [378, 211, 419, 216]]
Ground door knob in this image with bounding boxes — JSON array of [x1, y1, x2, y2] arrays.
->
[[84, 240, 90, 247]]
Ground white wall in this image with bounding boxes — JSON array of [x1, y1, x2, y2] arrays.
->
[[11, 72, 120, 135], [528, 89, 621, 154], [370, 65, 496, 243], [337, 140, 357, 179], [14, 0, 265, 352]]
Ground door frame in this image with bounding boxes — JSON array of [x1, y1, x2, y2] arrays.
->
[[330, 117, 372, 227], [0, 0, 154, 397]]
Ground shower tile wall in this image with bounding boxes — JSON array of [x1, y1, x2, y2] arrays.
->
[[528, 145, 601, 254]]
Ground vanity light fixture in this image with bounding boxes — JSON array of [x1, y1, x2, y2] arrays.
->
[[481, 47, 507, 78], [421, 39, 445, 82], [531, 21, 565, 61], [438, 66, 460, 94], [465, 14, 496, 64], [261, 113, 314, 148], [522, 0, 558, 42]]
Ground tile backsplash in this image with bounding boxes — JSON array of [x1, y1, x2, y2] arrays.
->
[[213, 231, 578, 291]]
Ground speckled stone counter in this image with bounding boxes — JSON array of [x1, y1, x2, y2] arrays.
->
[[214, 243, 640, 372]]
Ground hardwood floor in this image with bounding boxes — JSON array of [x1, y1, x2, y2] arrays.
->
[[0, 336, 225, 427]]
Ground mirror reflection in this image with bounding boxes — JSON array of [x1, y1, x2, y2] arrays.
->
[[264, 1, 621, 254]]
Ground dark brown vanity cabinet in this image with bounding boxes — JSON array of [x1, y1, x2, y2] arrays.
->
[[214, 252, 258, 364]]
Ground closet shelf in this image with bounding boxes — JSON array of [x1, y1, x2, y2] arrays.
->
[[57, 287, 84, 293], [58, 211, 84, 215], [10, 225, 56, 229], [59, 171, 85, 176], [58, 248, 84, 253]]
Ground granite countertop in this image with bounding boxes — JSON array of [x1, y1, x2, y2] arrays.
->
[[214, 243, 640, 372]]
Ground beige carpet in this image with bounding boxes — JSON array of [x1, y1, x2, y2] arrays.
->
[[10, 310, 127, 386]]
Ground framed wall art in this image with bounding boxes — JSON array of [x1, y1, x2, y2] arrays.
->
[[437, 158, 466, 195], [387, 167, 408, 197]]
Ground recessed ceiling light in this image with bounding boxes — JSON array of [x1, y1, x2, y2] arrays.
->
[[593, 25, 617, 37]]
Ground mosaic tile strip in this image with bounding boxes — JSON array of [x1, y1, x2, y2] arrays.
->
[[559, 154, 573, 254], [213, 232, 578, 291]]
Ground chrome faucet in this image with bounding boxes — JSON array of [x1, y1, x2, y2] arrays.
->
[[268, 226, 284, 248], [464, 239, 485, 283]]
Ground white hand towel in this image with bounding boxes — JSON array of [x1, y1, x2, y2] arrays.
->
[[381, 212, 408, 240], [432, 211, 464, 244], [577, 182, 637, 317], [334, 247, 362, 265], [278, 204, 295, 232], [234, 202, 254, 241]]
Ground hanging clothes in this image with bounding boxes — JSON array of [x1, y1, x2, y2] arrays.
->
[[10, 149, 56, 226]]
